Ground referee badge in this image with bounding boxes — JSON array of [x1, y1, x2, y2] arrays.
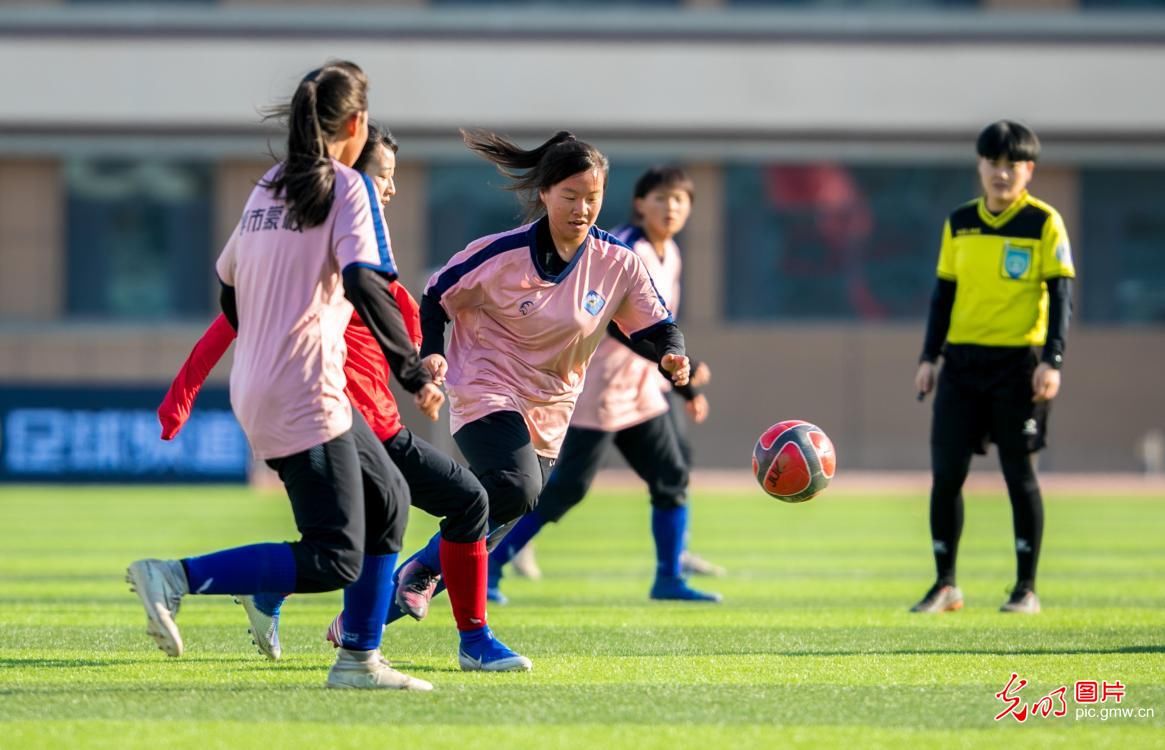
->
[[1002, 243, 1032, 280]]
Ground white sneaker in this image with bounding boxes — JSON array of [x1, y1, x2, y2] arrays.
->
[[510, 543, 542, 580], [234, 595, 281, 660], [326, 649, 433, 691], [125, 559, 188, 657], [680, 551, 727, 577]]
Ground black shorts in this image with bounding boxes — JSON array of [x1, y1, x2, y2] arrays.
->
[[383, 427, 489, 543], [932, 344, 1050, 456]]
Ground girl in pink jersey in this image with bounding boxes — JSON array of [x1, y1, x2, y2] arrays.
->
[[488, 166, 722, 603], [157, 124, 530, 673], [389, 130, 692, 621], [126, 61, 439, 690]]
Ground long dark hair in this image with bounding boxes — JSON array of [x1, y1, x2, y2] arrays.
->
[[353, 122, 398, 173], [461, 129, 608, 221], [263, 61, 368, 229]]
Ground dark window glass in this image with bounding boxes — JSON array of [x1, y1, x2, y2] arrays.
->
[[723, 163, 973, 321], [1080, 169, 1165, 324], [728, 0, 978, 6], [65, 160, 213, 320]]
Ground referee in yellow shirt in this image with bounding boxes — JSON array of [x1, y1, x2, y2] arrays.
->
[[912, 121, 1074, 615]]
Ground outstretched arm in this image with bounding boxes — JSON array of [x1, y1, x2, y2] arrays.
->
[[158, 314, 237, 440]]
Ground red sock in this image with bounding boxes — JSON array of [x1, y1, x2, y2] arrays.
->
[[439, 538, 488, 631]]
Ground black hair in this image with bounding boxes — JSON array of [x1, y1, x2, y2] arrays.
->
[[460, 129, 609, 220], [262, 60, 369, 230], [630, 165, 695, 222], [353, 122, 398, 174], [977, 120, 1040, 163]]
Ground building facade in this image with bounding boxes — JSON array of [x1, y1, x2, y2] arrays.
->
[[1, 0, 1164, 472]]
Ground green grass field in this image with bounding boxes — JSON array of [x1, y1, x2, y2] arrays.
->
[[0, 484, 1162, 749]]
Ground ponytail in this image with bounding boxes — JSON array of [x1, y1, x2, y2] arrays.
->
[[263, 61, 368, 229], [461, 129, 608, 220]]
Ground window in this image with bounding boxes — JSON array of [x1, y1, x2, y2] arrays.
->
[[426, 161, 653, 270], [65, 160, 213, 320], [727, 0, 978, 7], [723, 163, 974, 321], [1080, 169, 1165, 324], [432, 0, 677, 6]]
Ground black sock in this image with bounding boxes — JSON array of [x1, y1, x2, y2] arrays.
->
[[929, 445, 971, 587], [1000, 452, 1043, 592]]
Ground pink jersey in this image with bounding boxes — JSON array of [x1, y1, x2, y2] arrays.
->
[[571, 225, 683, 432], [425, 219, 673, 458], [215, 159, 396, 460]]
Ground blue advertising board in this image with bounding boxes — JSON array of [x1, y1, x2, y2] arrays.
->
[[0, 386, 249, 483]]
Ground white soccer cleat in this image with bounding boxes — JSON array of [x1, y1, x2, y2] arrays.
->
[[326, 649, 432, 691], [125, 559, 188, 657], [234, 595, 282, 660], [680, 550, 727, 578], [510, 543, 542, 580]]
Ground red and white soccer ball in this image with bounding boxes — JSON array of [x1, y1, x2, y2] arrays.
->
[[751, 420, 836, 503]]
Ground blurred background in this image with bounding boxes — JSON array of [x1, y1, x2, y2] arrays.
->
[[0, 0, 1163, 484]]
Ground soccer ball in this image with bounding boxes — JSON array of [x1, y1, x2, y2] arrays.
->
[[752, 420, 836, 503]]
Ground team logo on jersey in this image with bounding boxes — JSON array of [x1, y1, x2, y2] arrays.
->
[[583, 290, 606, 316], [519, 300, 535, 316], [1003, 244, 1032, 280], [1055, 241, 1073, 268]]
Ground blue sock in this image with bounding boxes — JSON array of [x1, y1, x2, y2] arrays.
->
[[341, 553, 398, 651], [414, 532, 442, 573], [488, 512, 547, 570], [459, 624, 491, 646], [182, 543, 297, 595], [651, 506, 688, 579], [252, 592, 287, 617]]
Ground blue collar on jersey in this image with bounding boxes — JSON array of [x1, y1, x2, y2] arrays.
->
[[528, 216, 587, 284]]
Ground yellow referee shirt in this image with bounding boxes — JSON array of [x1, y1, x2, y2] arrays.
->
[[936, 191, 1075, 347]]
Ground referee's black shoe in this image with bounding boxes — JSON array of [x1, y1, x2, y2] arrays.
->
[[909, 581, 964, 613], [1000, 586, 1041, 614]]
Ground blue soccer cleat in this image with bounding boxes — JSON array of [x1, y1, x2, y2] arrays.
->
[[650, 575, 722, 603], [486, 586, 508, 605], [458, 627, 531, 672]]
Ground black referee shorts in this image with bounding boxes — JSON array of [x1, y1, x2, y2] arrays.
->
[[932, 344, 1050, 457]]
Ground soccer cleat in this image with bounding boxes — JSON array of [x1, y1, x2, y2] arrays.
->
[[458, 628, 532, 672], [510, 543, 542, 580], [909, 582, 964, 613], [680, 550, 727, 577], [234, 595, 281, 660], [325, 612, 344, 649], [650, 575, 722, 603], [125, 559, 189, 657], [486, 586, 508, 605], [1000, 587, 1041, 614], [394, 559, 441, 621], [326, 648, 432, 691]]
